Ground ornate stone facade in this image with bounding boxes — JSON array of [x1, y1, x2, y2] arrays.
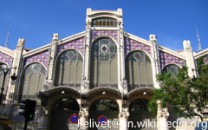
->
[[0, 8, 207, 130]]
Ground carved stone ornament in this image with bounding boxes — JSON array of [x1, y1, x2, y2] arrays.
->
[[79, 110, 89, 118]]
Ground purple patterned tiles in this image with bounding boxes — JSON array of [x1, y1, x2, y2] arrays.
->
[[57, 37, 85, 55], [0, 51, 13, 67], [25, 51, 49, 68], [159, 51, 186, 69], [124, 37, 151, 56], [91, 30, 118, 42], [203, 55, 208, 64]]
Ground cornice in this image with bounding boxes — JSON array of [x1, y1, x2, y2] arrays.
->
[[194, 48, 208, 59], [0, 46, 15, 57], [124, 32, 152, 47]]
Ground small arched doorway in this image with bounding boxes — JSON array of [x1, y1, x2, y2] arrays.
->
[[50, 97, 79, 130], [129, 99, 156, 130], [89, 98, 119, 130]]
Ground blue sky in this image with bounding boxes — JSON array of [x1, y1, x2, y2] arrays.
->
[[0, 0, 207, 52]]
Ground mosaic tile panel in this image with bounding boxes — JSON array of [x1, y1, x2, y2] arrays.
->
[[91, 30, 118, 42], [25, 51, 49, 68], [203, 55, 208, 64], [159, 51, 186, 69], [57, 37, 85, 55], [124, 37, 151, 56], [0, 51, 13, 67]]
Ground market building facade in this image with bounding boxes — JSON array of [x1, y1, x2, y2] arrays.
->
[[0, 9, 208, 130]]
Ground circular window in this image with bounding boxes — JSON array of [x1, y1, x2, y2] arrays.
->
[[93, 38, 117, 60]]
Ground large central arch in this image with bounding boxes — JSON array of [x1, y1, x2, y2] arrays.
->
[[87, 88, 121, 130]]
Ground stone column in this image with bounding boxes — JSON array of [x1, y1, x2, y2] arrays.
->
[[79, 97, 89, 130], [47, 33, 59, 86], [157, 100, 169, 130], [6, 38, 24, 103], [183, 40, 197, 78], [119, 106, 129, 130], [149, 34, 160, 89], [118, 99, 129, 130]]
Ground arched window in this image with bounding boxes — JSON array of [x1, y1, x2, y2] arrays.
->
[[92, 17, 117, 27], [126, 51, 153, 91], [162, 64, 179, 76], [0, 63, 10, 102], [54, 50, 83, 87], [90, 38, 117, 88], [21, 63, 46, 101]]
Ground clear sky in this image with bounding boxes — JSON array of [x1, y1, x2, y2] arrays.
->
[[0, 0, 207, 52]]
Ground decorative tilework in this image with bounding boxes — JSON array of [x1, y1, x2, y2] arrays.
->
[[203, 55, 208, 64], [25, 51, 49, 68], [57, 37, 85, 55], [159, 51, 186, 69], [91, 30, 118, 42], [0, 51, 13, 67], [124, 37, 151, 56]]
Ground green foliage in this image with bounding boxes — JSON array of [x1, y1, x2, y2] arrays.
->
[[149, 64, 208, 121]]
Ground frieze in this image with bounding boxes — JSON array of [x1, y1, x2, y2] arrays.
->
[[57, 37, 85, 55], [91, 30, 118, 42], [25, 51, 49, 68], [124, 37, 151, 56], [0, 51, 13, 67], [159, 51, 186, 69]]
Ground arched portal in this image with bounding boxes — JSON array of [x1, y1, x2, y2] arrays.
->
[[128, 99, 156, 130], [89, 98, 119, 130], [50, 97, 80, 130]]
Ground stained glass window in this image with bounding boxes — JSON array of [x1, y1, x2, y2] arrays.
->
[[126, 51, 153, 91], [21, 63, 46, 101], [93, 38, 117, 60], [55, 50, 83, 87], [162, 64, 179, 75], [90, 38, 118, 88]]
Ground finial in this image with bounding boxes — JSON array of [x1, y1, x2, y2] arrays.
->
[[149, 34, 157, 42], [183, 40, 192, 51], [52, 33, 59, 40], [17, 38, 25, 47]]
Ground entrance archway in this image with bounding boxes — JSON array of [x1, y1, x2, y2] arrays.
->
[[50, 97, 79, 130], [89, 98, 119, 130], [129, 99, 156, 130]]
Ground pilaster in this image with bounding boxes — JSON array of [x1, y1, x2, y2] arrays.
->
[[117, 9, 127, 94], [6, 38, 24, 103], [47, 33, 59, 85], [82, 14, 91, 93], [183, 40, 197, 78], [149, 34, 160, 89]]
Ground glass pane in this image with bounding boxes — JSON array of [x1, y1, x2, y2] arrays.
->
[[93, 38, 117, 61], [163, 64, 179, 75]]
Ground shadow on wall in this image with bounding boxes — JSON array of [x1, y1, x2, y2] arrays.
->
[[0, 125, 12, 130]]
